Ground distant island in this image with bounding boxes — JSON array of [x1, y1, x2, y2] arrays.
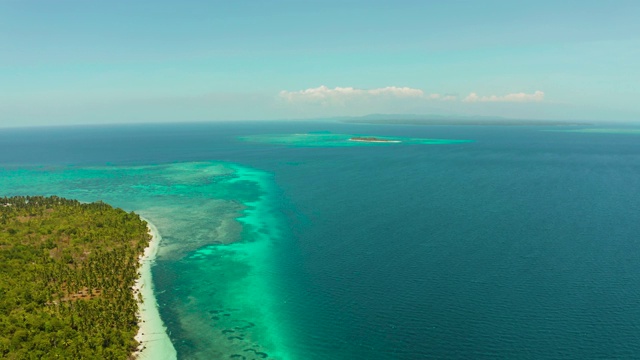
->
[[240, 132, 471, 147], [0, 196, 157, 359], [349, 137, 401, 143], [338, 114, 592, 126]]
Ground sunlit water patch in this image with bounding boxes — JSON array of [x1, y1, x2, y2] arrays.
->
[[0, 162, 294, 360], [239, 132, 472, 147]]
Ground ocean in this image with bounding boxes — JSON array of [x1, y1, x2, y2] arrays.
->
[[1, 121, 640, 359]]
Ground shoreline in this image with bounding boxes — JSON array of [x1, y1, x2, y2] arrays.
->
[[132, 218, 177, 359], [349, 136, 402, 143], [348, 138, 401, 143]]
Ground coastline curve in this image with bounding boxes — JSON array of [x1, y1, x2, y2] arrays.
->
[[133, 218, 177, 360]]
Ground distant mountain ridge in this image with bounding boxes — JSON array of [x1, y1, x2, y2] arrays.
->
[[337, 114, 592, 126]]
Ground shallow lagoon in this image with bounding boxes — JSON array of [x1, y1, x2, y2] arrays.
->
[[0, 161, 294, 359]]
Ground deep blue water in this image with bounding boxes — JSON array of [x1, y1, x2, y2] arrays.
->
[[2, 121, 640, 359]]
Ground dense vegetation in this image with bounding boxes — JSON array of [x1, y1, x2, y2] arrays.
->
[[0, 196, 151, 359]]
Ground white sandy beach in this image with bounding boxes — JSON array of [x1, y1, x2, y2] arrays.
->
[[348, 139, 401, 143], [132, 219, 177, 360]]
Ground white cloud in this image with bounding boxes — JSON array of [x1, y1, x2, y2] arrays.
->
[[463, 91, 545, 103], [278, 85, 460, 106], [279, 85, 425, 102], [279, 86, 544, 106], [367, 86, 425, 97]]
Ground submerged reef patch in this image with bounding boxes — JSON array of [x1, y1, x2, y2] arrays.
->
[[0, 162, 294, 360], [239, 132, 472, 147]]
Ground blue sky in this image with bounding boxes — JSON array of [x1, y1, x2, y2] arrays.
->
[[1, 0, 639, 126]]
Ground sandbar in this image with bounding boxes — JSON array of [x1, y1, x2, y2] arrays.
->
[[132, 219, 177, 360], [348, 138, 401, 143]]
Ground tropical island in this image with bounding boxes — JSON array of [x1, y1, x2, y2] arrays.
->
[[348, 137, 402, 143], [0, 196, 161, 359], [240, 132, 471, 147]]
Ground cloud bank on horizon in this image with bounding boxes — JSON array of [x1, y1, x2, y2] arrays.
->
[[463, 91, 545, 103], [280, 86, 425, 101], [280, 86, 543, 105]]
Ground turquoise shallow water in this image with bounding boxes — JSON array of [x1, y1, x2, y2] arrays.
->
[[2, 121, 640, 359], [239, 132, 471, 147], [0, 161, 294, 359]]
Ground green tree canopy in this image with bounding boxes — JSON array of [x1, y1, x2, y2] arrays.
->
[[0, 196, 151, 359]]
